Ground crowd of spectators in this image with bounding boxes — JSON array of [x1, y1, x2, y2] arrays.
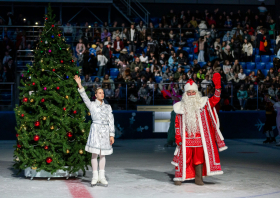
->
[[1, 4, 280, 110]]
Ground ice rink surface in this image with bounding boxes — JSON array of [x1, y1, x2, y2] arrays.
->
[[1, 139, 280, 198]]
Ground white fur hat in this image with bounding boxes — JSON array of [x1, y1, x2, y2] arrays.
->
[[184, 79, 198, 92]]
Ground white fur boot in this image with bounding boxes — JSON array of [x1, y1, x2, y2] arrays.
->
[[91, 171, 99, 187], [98, 170, 108, 187]]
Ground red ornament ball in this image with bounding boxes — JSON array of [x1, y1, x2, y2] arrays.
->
[[60, 60, 64, 64], [34, 121, 40, 127], [45, 17, 48, 20], [56, 86, 60, 90], [41, 98, 45, 102], [46, 157, 52, 164], [52, 69, 55, 72], [58, 34, 61, 37], [67, 132, 73, 138], [33, 135, 40, 141], [16, 134, 19, 137], [51, 24, 54, 27], [21, 114, 24, 117], [23, 97, 28, 103], [32, 82, 35, 86], [17, 144, 21, 148], [73, 110, 77, 114], [63, 107, 66, 111], [44, 145, 48, 150], [41, 40, 43, 43], [71, 59, 74, 63]]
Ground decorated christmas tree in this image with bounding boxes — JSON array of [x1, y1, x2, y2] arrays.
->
[[13, 4, 91, 176]]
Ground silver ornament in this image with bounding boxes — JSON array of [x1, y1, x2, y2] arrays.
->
[[45, 40, 48, 44]]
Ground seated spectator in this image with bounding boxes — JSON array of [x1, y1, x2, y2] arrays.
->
[[223, 31, 231, 44], [174, 67, 183, 81], [223, 60, 231, 74], [249, 71, 257, 83], [140, 51, 149, 66], [113, 36, 124, 53], [167, 43, 175, 56], [158, 39, 167, 54], [117, 60, 129, 79], [141, 67, 154, 80], [81, 74, 93, 88], [114, 74, 125, 87], [130, 57, 144, 72], [189, 16, 198, 28], [267, 68, 276, 81], [202, 61, 211, 73], [238, 68, 246, 83], [222, 45, 234, 63], [176, 45, 188, 57], [197, 69, 205, 80], [148, 52, 156, 65], [192, 59, 201, 74], [151, 62, 162, 77], [162, 67, 173, 82], [112, 29, 121, 41], [186, 70, 192, 79], [3, 51, 12, 65], [237, 85, 248, 110], [101, 29, 111, 42], [224, 16, 233, 29], [206, 67, 214, 80], [136, 20, 146, 32], [201, 75, 212, 95], [147, 77, 155, 89], [138, 83, 151, 104], [119, 48, 129, 62], [192, 73, 200, 84], [168, 53, 177, 69], [92, 77, 102, 89], [241, 38, 253, 62], [232, 59, 242, 74], [263, 76, 273, 86], [177, 52, 188, 66], [226, 68, 235, 82], [247, 85, 257, 99], [256, 69, 265, 82], [179, 74, 188, 89], [104, 84, 114, 99]]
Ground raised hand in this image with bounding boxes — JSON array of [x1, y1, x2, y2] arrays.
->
[[74, 75, 81, 84]]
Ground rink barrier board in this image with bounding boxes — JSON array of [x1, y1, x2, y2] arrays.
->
[[0, 110, 272, 140]]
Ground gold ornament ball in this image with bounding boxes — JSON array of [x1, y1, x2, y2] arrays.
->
[[31, 166, 37, 170], [50, 126, 54, 130], [43, 116, 47, 120], [23, 127, 27, 130], [41, 60, 43, 63], [79, 149, 83, 154], [30, 99, 34, 102], [15, 157, 20, 161], [65, 95, 69, 99], [66, 149, 70, 154], [42, 69, 44, 71], [87, 112, 90, 116], [82, 129, 85, 133]]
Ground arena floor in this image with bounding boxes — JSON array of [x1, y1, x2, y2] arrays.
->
[[1, 139, 280, 198]]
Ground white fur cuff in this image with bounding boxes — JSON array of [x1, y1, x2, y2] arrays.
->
[[219, 146, 228, 152]]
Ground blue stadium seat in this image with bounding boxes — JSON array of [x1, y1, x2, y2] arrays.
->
[[266, 62, 273, 69], [187, 43, 193, 48], [136, 47, 143, 54], [183, 47, 191, 54], [187, 38, 194, 43], [244, 69, 252, 76], [198, 62, 206, 67], [256, 62, 266, 69], [188, 54, 194, 61], [80, 76, 84, 80], [270, 55, 276, 61], [256, 48, 259, 55], [239, 62, 246, 69], [184, 69, 190, 73], [262, 69, 269, 76], [193, 54, 198, 60], [173, 47, 178, 52], [271, 39, 276, 47], [253, 69, 258, 75], [155, 76, 162, 83], [110, 68, 119, 76], [113, 54, 120, 58], [110, 76, 118, 80], [253, 48, 256, 55], [261, 55, 270, 63], [246, 62, 256, 69], [150, 17, 159, 24], [189, 61, 194, 65], [91, 76, 99, 81], [255, 55, 260, 62], [270, 48, 274, 55]]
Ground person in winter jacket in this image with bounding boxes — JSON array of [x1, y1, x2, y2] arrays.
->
[[222, 45, 234, 63], [130, 57, 144, 72], [242, 38, 253, 62], [162, 67, 173, 82], [232, 39, 242, 61], [177, 52, 188, 66], [223, 31, 232, 43], [237, 85, 248, 110]]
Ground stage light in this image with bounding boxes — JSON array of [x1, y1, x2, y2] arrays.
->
[[23, 18, 26, 21], [35, 22, 38, 25], [88, 25, 91, 28]]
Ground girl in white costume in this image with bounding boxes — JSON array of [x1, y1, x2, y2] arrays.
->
[[74, 75, 115, 187]]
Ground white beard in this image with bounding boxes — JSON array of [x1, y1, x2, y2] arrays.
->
[[181, 91, 202, 137]]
